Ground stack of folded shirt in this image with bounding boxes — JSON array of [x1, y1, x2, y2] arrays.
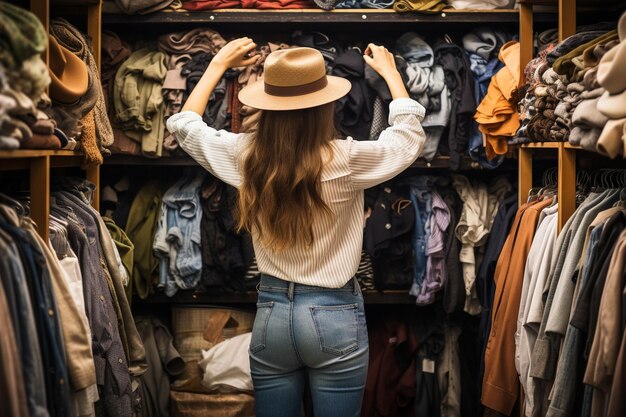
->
[[0, 3, 75, 152], [514, 23, 620, 150], [550, 29, 618, 142], [103, 0, 183, 14], [0, 3, 50, 150], [433, 37, 474, 171], [596, 12, 626, 158], [513, 45, 554, 146], [241, 0, 314, 8], [159, 28, 226, 151], [474, 41, 520, 160], [50, 19, 114, 163], [446, 0, 514, 8], [396, 32, 450, 161], [463, 28, 509, 167], [182, 0, 239, 9], [525, 67, 560, 142], [393, 0, 447, 12], [568, 37, 619, 150], [112, 49, 168, 158]]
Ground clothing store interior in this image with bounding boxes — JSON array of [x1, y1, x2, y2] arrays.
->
[[1, 0, 626, 416]]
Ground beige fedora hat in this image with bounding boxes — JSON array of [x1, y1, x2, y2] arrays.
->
[[238, 47, 351, 111]]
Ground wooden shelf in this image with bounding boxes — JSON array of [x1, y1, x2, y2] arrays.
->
[[135, 289, 416, 304], [104, 154, 198, 166], [520, 142, 561, 149], [102, 8, 556, 24], [519, 142, 586, 150], [0, 150, 86, 171], [563, 143, 582, 149], [0, 149, 84, 158], [104, 153, 509, 170]]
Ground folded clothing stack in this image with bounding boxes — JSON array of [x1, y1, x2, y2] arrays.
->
[[514, 16, 626, 159], [473, 40, 520, 160], [0, 4, 114, 163], [105, 28, 518, 165], [595, 13, 626, 158]]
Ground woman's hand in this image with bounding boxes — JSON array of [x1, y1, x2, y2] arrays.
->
[[183, 37, 257, 114], [363, 43, 409, 100], [211, 37, 259, 71], [363, 43, 399, 81]]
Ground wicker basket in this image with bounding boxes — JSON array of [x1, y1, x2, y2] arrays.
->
[[170, 391, 255, 417], [172, 307, 255, 362]]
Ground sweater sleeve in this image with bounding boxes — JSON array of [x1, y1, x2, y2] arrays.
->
[[166, 111, 244, 188], [348, 97, 426, 190]]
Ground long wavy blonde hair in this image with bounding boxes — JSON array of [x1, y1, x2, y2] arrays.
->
[[237, 102, 336, 252]]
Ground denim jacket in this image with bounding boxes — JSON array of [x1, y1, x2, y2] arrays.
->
[[154, 172, 205, 296]]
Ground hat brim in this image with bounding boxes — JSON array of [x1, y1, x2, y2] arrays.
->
[[238, 76, 351, 111]]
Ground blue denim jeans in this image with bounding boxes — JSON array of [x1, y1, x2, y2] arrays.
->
[[249, 274, 369, 417], [154, 173, 204, 296], [405, 177, 433, 299]]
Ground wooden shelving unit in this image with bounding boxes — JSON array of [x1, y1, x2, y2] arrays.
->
[[517, 0, 625, 233], [0, 0, 103, 241]]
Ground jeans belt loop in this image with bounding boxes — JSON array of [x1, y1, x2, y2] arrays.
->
[[288, 282, 295, 301], [352, 276, 359, 296]]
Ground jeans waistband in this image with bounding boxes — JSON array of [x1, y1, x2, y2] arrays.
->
[[258, 274, 360, 300]]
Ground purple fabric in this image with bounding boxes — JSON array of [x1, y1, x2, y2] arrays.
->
[[415, 191, 450, 305]]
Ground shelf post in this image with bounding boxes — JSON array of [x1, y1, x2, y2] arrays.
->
[[557, 144, 576, 232], [87, 1, 102, 70], [519, 147, 533, 207], [31, 0, 50, 66], [519, 1, 534, 86], [559, 0, 576, 42], [87, 1, 102, 212], [30, 156, 50, 241], [86, 165, 100, 211]]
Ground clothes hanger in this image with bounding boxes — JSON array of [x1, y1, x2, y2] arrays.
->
[[0, 192, 26, 217], [536, 168, 558, 200]]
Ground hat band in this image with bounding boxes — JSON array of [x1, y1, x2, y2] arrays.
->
[[264, 76, 328, 97]]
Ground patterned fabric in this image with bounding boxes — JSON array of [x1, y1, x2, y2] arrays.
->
[[368, 97, 387, 140], [356, 250, 376, 291]]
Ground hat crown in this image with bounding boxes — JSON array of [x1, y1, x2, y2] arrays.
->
[[263, 47, 326, 87], [48, 36, 68, 76]]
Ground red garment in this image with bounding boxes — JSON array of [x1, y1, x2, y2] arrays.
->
[[227, 79, 242, 134], [362, 314, 418, 417], [240, 0, 313, 8], [182, 0, 240, 9], [21, 133, 62, 150]]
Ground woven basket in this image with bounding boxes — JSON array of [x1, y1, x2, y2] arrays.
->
[[172, 307, 254, 362], [170, 391, 255, 417]]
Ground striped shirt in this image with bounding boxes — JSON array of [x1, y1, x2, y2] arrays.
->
[[166, 97, 426, 288]]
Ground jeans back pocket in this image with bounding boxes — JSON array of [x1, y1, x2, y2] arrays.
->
[[310, 304, 358, 356], [250, 301, 274, 354]]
